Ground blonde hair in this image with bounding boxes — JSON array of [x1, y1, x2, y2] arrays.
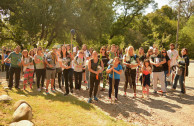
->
[[126, 46, 134, 57]]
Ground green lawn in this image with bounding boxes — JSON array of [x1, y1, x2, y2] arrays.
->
[[0, 85, 129, 126]]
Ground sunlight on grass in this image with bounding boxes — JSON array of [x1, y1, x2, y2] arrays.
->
[[0, 85, 129, 126]]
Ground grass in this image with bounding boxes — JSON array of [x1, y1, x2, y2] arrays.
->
[[0, 84, 129, 126]]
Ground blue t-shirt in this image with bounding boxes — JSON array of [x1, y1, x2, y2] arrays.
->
[[108, 64, 122, 80], [4, 55, 10, 66]]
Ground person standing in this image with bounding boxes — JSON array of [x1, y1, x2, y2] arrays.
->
[[34, 47, 46, 92], [171, 48, 189, 94], [73, 50, 85, 90], [167, 43, 179, 84], [88, 51, 104, 103], [123, 46, 140, 97], [45, 47, 57, 94], [21, 50, 34, 90], [106, 57, 122, 101], [4, 46, 22, 89], [150, 47, 167, 95], [4, 51, 11, 81], [61, 45, 72, 95], [99, 46, 109, 91], [162, 49, 171, 87]]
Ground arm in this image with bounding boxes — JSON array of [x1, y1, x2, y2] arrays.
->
[[97, 60, 104, 73], [45, 58, 53, 68], [113, 69, 122, 75], [22, 59, 29, 66], [159, 58, 166, 65], [167, 60, 171, 75], [106, 65, 114, 74]]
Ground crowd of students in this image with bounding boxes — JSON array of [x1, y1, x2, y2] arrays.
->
[[0, 43, 190, 103]]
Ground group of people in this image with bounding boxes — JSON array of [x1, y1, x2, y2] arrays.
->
[[0, 43, 190, 103]]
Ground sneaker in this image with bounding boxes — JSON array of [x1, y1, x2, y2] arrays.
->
[[84, 80, 87, 84], [123, 92, 127, 97], [88, 98, 92, 103], [153, 91, 157, 94], [51, 88, 55, 93], [162, 92, 167, 96], [46, 89, 49, 94], [37, 88, 41, 92], [94, 97, 98, 101], [170, 88, 176, 92], [15, 87, 21, 90]]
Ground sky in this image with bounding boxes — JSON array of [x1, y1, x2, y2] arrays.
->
[[145, 0, 171, 14]]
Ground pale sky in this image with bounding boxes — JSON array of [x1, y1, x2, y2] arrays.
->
[[145, 0, 171, 14]]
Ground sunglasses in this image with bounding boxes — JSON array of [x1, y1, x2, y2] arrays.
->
[[162, 52, 166, 53], [101, 49, 105, 51]]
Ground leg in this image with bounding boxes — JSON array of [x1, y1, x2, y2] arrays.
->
[[159, 72, 166, 93], [89, 76, 95, 98], [36, 69, 41, 89], [68, 68, 73, 90], [108, 77, 112, 98], [124, 71, 129, 92], [15, 67, 21, 88], [131, 69, 137, 94], [74, 72, 78, 89], [179, 75, 185, 94], [8, 67, 14, 88], [64, 69, 69, 94], [114, 79, 120, 99], [172, 74, 179, 89], [58, 72, 62, 88], [152, 72, 158, 92], [79, 72, 82, 90], [94, 78, 100, 97], [41, 69, 46, 88]]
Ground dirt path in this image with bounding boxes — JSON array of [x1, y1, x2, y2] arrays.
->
[[1, 62, 194, 126]]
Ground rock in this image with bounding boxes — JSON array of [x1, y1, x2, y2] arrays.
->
[[10, 120, 34, 126], [13, 101, 32, 122], [0, 95, 12, 102], [4, 87, 9, 90], [13, 100, 32, 111]]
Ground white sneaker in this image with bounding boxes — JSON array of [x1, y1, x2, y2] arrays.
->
[[37, 88, 41, 92]]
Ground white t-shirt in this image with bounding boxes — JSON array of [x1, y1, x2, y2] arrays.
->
[[23, 57, 34, 71], [167, 49, 179, 67]]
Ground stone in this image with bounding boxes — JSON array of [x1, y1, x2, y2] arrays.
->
[[10, 120, 34, 126], [0, 95, 12, 102], [13, 101, 32, 122], [13, 100, 32, 111]]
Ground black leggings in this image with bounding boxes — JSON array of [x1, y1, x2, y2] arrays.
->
[[74, 71, 82, 90], [124, 70, 132, 92], [36, 69, 46, 88], [63, 69, 73, 94], [89, 75, 100, 98], [109, 77, 120, 98]]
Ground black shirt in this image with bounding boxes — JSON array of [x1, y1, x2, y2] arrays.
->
[[163, 56, 170, 71], [150, 54, 165, 72], [98, 55, 108, 68], [139, 54, 146, 62]]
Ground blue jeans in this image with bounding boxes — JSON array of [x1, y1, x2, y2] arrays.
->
[[164, 70, 170, 87], [172, 74, 185, 94]]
